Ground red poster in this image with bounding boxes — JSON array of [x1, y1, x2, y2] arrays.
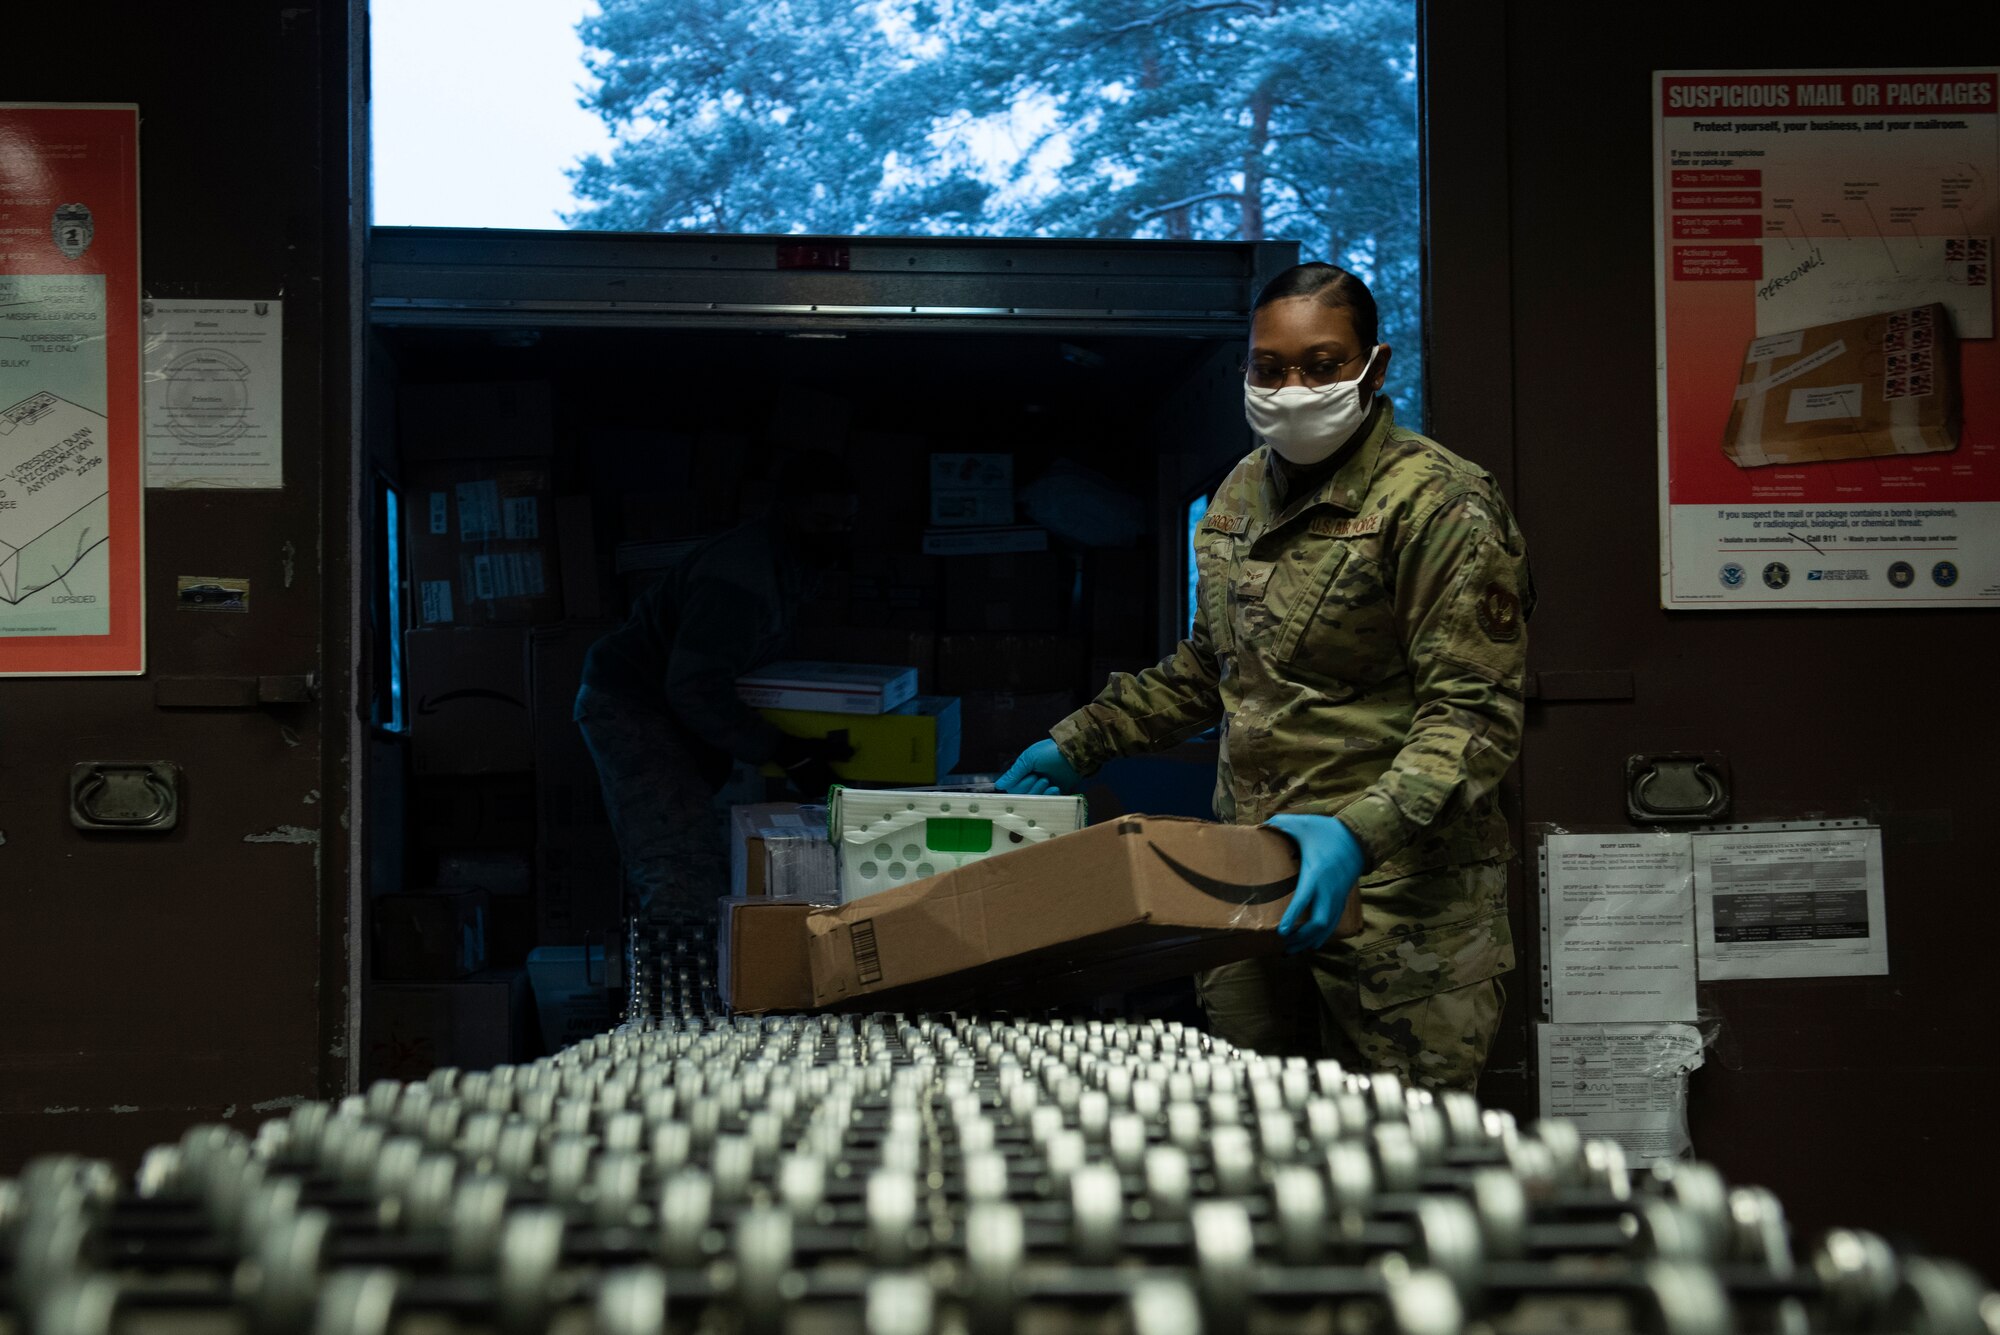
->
[[1654, 71, 2000, 608], [0, 104, 143, 674]]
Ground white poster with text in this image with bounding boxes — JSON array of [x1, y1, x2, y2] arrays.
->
[[1694, 826, 1889, 980], [143, 299, 284, 489], [1545, 833, 1699, 1023], [1539, 1023, 1705, 1165]]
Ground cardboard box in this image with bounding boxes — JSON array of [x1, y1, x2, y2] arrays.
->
[[930, 453, 1015, 527], [372, 887, 489, 981], [1723, 302, 1962, 468], [924, 525, 1051, 557], [761, 696, 962, 786], [845, 554, 942, 629], [363, 969, 531, 1081], [407, 460, 563, 625], [791, 627, 937, 694], [400, 381, 554, 461], [737, 661, 920, 715], [807, 816, 1360, 1011], [943, 551, 1071, 633], [957, 689, 1079, 773], [407, 629, 533, 775], [750, 832, 837, 900], [730, 802, 826, 897], [720, 899, 823, 1014], [937, 633, 1083, 694]]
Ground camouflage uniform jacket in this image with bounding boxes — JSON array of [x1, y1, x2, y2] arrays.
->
[[580, 520, 817, 774], [1051, 402, 1530, 993]]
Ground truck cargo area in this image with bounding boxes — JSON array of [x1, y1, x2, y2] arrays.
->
[[365, 229, 1295, 1066]]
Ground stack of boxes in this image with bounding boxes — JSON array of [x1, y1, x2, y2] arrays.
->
[[737, 661, 960, 787], [926, 453, 1078, 772], [720, 784, 1091, 1013], [369, 381, 623, 1082], [787, 449, 1162, 775], [378, 386, 1173, 1061], [728, 801, 837, 905]]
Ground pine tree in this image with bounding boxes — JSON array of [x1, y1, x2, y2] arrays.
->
[[568, 0, 1423, 420]]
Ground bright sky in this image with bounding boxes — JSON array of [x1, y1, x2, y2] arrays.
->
[[371, 0, 613, 228]]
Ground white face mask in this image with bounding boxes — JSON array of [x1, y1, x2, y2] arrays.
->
[[1243, 348, 1379, 466]]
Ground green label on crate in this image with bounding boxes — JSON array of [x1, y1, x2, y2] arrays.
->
[[925, 817, 994, 855]]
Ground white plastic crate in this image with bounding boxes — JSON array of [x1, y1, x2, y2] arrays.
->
[[829, 786, 1088, 903]]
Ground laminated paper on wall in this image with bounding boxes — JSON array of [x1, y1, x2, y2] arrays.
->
[[1722, 303, 1961, 468]]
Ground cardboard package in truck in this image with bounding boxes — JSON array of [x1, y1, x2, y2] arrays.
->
[[719, 899, 828, 1015], [759, 696, 962, 786], [406, 460, 563, 626], [806, 815, 1361, 1012], [735, 661, 919, 715]]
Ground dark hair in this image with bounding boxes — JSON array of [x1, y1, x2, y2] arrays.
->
[[1252, 263, 1378, 346]]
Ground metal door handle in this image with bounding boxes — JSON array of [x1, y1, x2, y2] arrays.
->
[[70, 762, 181, 832]]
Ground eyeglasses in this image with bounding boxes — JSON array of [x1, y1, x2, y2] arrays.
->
[[1242, 351, 1369, 390]]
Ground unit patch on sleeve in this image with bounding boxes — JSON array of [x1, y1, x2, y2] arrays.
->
[[1474, 582, 1522, 642]]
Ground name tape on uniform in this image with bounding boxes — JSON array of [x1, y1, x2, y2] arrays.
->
[[1309, 514, 1383, 539]]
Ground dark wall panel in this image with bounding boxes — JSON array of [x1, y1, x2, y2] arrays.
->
[[1423, 0, 1999, 1275], [0, 1, 360, 1169]]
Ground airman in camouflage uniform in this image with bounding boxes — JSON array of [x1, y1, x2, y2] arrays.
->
[[577, 454, 858, 925], [577, 519, 819, 922], [1050, 399, 1530, 1090]]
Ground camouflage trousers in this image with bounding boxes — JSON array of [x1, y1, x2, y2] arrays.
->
[[575, 686, 727, 924], [1194, 859, 1512, 1092]]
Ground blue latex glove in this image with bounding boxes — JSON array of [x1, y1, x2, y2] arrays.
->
[[1266, 813, 1366, 954], [996, 739, 1084, 796]]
